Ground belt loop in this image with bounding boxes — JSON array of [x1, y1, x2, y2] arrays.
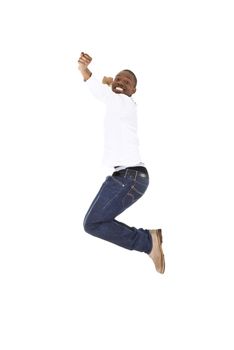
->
[[124, 169, 128, 178]]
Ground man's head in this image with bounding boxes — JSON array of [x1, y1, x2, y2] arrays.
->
[[112, 70, 137, 97]]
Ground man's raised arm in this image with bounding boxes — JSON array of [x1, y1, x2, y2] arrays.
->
[[78, 52, 92, 81]]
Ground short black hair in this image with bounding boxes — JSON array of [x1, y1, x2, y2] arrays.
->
[[123, 69, 137, 87]]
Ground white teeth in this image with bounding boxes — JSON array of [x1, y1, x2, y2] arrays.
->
[[116, 87, 123, 91]]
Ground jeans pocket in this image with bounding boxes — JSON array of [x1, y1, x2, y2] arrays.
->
[[122, 180, 148, 209]]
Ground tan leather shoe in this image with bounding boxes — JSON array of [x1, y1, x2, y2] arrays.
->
[[149, 229, 165, 274]]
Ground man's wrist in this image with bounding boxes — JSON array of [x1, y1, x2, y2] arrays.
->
[[84, 70, 92, 81], [80, 67, 92, 81]]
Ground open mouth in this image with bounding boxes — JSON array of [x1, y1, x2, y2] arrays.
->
[[115, 86, 124, 92]]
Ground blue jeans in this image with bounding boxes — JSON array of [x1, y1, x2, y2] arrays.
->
[[83, 168, 152, 253]]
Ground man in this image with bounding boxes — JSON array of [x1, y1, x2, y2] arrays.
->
[[78, 52, 165, 273]]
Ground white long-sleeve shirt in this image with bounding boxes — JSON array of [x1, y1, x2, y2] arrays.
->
[[86, 75, 143, 168]]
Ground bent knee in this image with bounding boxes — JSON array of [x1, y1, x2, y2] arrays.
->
[[83, 218, 90, 233], [83, 217, 96, 235]]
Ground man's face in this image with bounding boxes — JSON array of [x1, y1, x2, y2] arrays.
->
[[112, 71, 136, 97]]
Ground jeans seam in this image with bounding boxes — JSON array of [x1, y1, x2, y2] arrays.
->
[[111, 176, 125, 187], [131, 185, 144, 196]]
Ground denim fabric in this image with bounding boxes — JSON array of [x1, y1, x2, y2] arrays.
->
[[83, 168, 152, 253]]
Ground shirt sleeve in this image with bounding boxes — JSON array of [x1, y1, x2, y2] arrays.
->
[[85, 75, 111, 103]]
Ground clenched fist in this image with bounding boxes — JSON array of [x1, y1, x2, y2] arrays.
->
[[78, 52, 92, 71], [78, 52, 92, 81], [102, 76, 113, 86]]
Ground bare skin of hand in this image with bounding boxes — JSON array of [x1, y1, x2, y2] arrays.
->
[[78, 53, 113, 86], [78, 52, 92, 81], [102, 76, 113, 86], [78, 52, 92, 70]]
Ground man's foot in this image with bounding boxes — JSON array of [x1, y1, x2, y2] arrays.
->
[[149, 229, 165, 274]]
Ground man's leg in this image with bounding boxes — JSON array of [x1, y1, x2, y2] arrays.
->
[[83, 171, 152, 253]]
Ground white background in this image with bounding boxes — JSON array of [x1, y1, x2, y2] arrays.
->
[[0, 0, 234, 349]]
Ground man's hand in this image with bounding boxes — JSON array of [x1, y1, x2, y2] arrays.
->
[[78, 52, 92, 71], [102, 76, 113, 86], [78, 52, 92, 81]]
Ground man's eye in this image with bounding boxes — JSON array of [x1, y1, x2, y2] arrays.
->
[[125, 80, 129, 85]]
